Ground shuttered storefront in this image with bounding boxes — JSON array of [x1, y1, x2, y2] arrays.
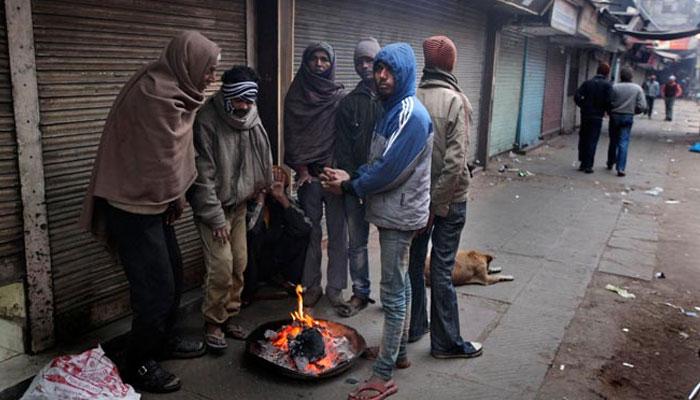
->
[[31, 0, 247, 338], [0, 7, 24, 285], [489, 29, 525, 156], [541, 45, 567, 137], [293, 0, 488, 162], [516, 37, 547, 149]]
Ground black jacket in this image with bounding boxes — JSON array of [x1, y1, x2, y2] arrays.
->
[[334, 81, 383, 177], [574, 75, 613, 120]]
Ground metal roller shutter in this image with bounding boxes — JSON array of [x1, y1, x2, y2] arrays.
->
[[489, 29, 524, 156], [517, 37, 547, 149], [293, 0, 488, 162], [0, 6, 24, 285], [542, 45, 567, 136], [31, 0, 247, 338]]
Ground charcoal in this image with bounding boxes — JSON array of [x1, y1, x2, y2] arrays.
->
[[289, 327, 326, 361]]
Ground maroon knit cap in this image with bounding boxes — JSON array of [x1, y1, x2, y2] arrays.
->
[[423, 35, 457, 72]]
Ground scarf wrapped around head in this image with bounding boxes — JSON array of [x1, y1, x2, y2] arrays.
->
[[222, 81, 258, 113], [283, 42, 344, 167], [80, 30, 220, 240]]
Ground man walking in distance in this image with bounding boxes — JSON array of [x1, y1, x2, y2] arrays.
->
[[406, 35, 483, 359], [661, 75, 683, 121], [574, 63, 613, 173], [607, 67, 646, 177], [333, 38, 383, 317], [642, 74, 659, 119]]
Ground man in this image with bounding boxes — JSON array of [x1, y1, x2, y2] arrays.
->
[[322, 43, 432, 400], [661, 75, 683, 121], [333, 37, 383, 317], [188, 66, 273, 352], [284, 42, 348, 308], [574, 63, 613, 173], [641, 74, 659, 119], [607, 67, 646, 177], [243, 166, 312, 304], [407, 35, 483, 359], [80, 31, 219, 393]]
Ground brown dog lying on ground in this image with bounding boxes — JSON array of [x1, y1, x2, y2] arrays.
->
[[425, 250, 514, 286]]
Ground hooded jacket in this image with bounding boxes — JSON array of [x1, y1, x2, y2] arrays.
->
[[348, 43, 433, 231], [417, 68, 471, 217], [188, 92, 273, 229]]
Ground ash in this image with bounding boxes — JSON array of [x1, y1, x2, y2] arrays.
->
[[257, 324, 354, 375]]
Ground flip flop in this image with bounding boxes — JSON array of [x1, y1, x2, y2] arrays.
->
[[223, 322, 247, 340], [204, 333, 227, 351], [348, 379, 398, 400]]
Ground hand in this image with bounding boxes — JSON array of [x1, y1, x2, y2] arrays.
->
[[417, 212, 434, 235], [273, 167, 287, 184], [255, 190, 266, 205], [320, 168, 350, 195], [165, 197, 186, 225], [294, 166, 313, 189], [270, 181, 290, 208], [212, 226, 230, 243]]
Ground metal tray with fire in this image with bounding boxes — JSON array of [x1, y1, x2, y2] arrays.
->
[[245, 286, 367, 380]]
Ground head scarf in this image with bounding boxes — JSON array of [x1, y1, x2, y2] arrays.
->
[[283, 42, 344, 167], [222, 81, 258, 113], [80, 31, 220, 238]]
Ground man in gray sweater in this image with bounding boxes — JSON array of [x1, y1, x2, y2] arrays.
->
[[607, 67, 646, 177]]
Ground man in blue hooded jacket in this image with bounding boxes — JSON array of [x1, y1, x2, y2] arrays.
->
[[322, 43, 432, 400]]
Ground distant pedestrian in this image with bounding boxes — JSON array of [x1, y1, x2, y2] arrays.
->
[[607, 67, 646, 177], [333, 37, 383, 317], [408, 35, 483, 360], [641, 74, 659, 119], [80, 31, 220, 393], [188, 65, 273, 351], [574, 63, 613, 173], [284, 42, 348, 308], [661, 75, 683, 121]]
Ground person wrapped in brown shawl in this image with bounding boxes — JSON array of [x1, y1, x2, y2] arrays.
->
[[79, 31, 220, 394]]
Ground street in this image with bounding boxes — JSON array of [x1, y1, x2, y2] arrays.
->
[[141, 100, 700, 400]]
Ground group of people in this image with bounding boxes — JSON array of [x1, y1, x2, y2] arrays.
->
[[80, 29, 481, 399]]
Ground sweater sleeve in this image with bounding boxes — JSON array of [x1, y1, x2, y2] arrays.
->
[[636, 87, 647, 113], [187, 118, 226, 230], [350, 111, 431, 198]]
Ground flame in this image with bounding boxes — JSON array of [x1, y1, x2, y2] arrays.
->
[[290, 285, 315, 326]]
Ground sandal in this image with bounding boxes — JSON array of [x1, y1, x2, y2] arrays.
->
[[223, 320, 248, 340], [337, 295, 374, 318], [348, 379, 398, 400], [165, 336, 206, 359]]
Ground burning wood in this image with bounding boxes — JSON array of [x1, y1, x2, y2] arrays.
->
[[255, 285, 355, 376]]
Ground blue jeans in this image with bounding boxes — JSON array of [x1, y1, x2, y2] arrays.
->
[[344, 194, 370, 299], [607, 113, 634, 173], [409, 202, 470, 353], [373, 228, 413, 380]]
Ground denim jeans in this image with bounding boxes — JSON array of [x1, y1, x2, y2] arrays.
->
[[578, 117, 603, 169], [373, 228, 413, 380], [409, 202, 469, 353], [344, 194, 370, 299], [407, 227, 430, 340], [607, 113, 634, 173], [298, 180, 348, 294]]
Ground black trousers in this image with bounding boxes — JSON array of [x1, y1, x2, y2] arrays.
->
[[645, 96, 655, 117], [578, 117, 603, 169], [105, 205, 183, 369]]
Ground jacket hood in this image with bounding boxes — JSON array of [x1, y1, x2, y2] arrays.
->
[[375, 43, 417, 110]]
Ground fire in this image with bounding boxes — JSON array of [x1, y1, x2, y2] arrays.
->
[[290, 284, 314, 326]]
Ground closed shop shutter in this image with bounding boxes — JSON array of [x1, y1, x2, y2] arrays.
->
[[31, 0, 247, 338], [541, 45, 567, 136], [0, 7, 24, 285], [293, 0, 488, 162], [489, 29, 525, 156], [517, 37, 547, 149]]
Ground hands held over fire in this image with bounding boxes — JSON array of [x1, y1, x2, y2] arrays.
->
[[320, 167, 350, 195]]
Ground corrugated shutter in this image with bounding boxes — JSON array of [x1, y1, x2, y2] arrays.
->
[[489, 29, 524, 156], [0, 6, 24, 285], [517, 37, 547, 149], [31, 0, 247, 338], [293, 0, 488, 162], [542, 45, 567, 136]]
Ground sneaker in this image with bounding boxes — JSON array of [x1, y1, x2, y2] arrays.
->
[[431, 342, 483, 359], [606, 164, 613, 170], [303, 286, 323, 307], [164, 336, 206, 359], [127, 360, 181, 393]]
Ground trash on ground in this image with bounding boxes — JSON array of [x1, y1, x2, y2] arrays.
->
[[679, 332, 690, 340], [622, 362, 634, 368], [685, 311, 699, 318], [689, 381, 700, 400], [604, 192, 610, 197], [508, 151, 517, 159], [605, 284, 636, 299], [498, 164, 509, 173], [655, 272, 666, 279], [689, 142, 700, 153], [670, 158, 676, 163], [662, 302, 685, 312], [622, 199, 634, 206], [559, 364, 565, 371], [515, 195, 520, 199], [666, 139, 674, 143], [594, 181, 600, 185], [20, 345, 139, 400], [665, 200, 680, 204], [517, 169, 534, 177], [644, 187, 664, 196], [345, 377, 359, 385], [622, 328, 630, 333], [695, 306, 700, 312]]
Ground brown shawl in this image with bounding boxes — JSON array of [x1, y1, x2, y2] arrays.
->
[[80, 30, 220, 240], [283, 42, 344, 167]]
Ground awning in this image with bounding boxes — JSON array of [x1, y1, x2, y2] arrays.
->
[[614, 24, 700, 40], [653, 50, 681, 61]]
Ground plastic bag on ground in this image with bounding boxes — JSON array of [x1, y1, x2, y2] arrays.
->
[[21, 345, 139, 400]]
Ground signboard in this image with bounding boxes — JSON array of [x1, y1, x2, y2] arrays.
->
[[550, 0, 578, 35], [578, 3, 608, 47]]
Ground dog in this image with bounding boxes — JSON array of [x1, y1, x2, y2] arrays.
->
[[425, 250, 514, 286]]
